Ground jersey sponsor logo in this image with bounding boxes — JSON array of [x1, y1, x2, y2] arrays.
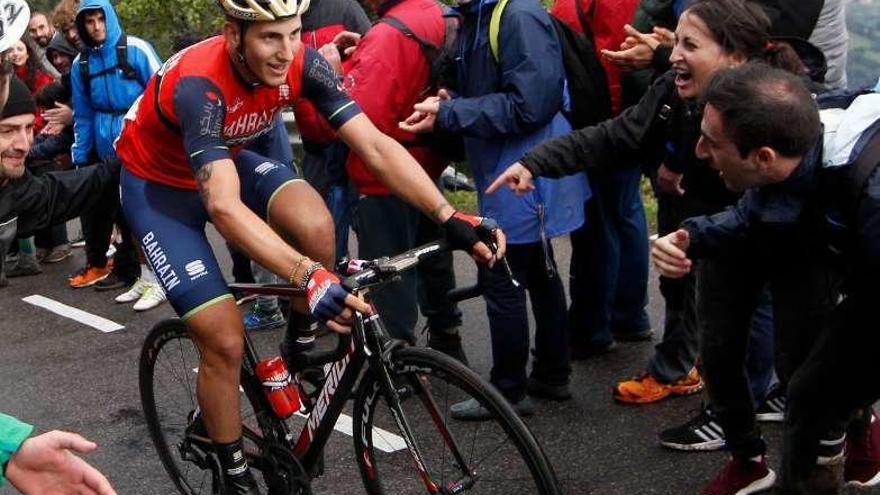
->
[[200, 97, 223, 138], [185, 260, 208, 281], [307, 57, 339, 92], [254, 161, 279, 176], [279, 84, 290, 100], [224, 107, 278, 139], [142, 231, 181, 292]]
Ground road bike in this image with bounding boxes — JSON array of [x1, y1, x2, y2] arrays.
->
[[139, 240, 561, 494]]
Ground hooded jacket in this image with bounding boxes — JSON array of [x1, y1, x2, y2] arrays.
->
[[70, 0, 161, 165], [435, 0, 590, 244]]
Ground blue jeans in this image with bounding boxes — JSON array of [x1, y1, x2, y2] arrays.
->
[[485, 241, 570, 401], [569, 168, 650, 347]]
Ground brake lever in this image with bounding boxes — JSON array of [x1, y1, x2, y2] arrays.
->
[[478, 218, 520, 288]]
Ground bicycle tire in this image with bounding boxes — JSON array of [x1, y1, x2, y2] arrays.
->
[[139, 319, 292, 494], [352, 347, 561, 495]]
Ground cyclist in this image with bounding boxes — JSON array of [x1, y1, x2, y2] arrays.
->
[[114, 0, 505, 492]]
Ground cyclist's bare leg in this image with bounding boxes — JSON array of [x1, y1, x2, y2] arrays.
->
[[267, 180, 335, 315], [186, 297, 259, 491], [186, 298, 246, 443]]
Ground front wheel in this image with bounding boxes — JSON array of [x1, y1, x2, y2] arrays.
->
[[352, 347, 560, 494]]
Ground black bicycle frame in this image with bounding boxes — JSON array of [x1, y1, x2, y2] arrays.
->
[[230, 240, 476, 490]]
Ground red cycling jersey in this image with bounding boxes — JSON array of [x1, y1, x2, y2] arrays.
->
[[116, 35, 360, 190]]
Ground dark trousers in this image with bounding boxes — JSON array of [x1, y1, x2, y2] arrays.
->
[[569, 168, 650, 346], [485, 241, 570, 401], [650, 193, 776, 389], [780, 291, 878, 492], [80, 160, 139, 281], [353, 194, 461, 342], [698, 252, 838, 460]]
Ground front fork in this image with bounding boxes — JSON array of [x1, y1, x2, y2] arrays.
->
[[359, 313, 477, 494]]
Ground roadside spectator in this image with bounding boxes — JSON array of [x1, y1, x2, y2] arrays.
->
[[41, 33, 76, 138], [68, 0, 162, 312], [403, 0, 591, 418], [631, 0, 848, 89], [26, 11, 59, 78], [8, 37, 54, 131], [25, 81, 74, 265], [550, 0, 653, 359], [652, 63, 880, 494], [487, 3, 816, 489], [50, 0, 81, 50]]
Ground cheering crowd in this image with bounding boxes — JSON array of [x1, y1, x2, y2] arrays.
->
[[0, 0, 878, 493]]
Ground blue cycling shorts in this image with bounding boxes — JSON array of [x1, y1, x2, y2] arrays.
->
[[120, 150, 299, 319]]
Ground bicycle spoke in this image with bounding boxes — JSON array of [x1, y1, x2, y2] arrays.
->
[[355, 349, 557, 494]]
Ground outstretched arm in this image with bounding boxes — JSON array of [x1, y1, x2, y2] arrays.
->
[[13, 160, 119, 236]]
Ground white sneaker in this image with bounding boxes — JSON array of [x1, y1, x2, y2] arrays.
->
[[115, 278, 148, 303], [133, 283, 167, 311]]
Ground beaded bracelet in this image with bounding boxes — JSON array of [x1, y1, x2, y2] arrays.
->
[[288, 256, 311, 286], [297, 262, 324, 292]]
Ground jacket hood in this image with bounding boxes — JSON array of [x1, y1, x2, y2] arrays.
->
[[45, 32, 77, 57], [75, 0, 122, 50]]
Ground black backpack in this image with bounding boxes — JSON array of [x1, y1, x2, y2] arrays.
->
[[489, 0, 612, 129], [78, 33, 138, 97]]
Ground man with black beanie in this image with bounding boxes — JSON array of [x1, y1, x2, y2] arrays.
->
[[0, 75, 120, 287]]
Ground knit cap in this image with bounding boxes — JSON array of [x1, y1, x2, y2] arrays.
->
[[2, 76, 36, 119]]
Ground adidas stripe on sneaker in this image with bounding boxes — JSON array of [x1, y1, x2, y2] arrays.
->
[[659, 406, 726, 451]]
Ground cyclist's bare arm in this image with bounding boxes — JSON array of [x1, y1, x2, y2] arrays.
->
[[194, 158, 371, 327], [336, 114, 505, 261]]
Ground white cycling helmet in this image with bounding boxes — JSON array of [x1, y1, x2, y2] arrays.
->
[[218, 0, 310, 22], [0, 0, 30, 52]]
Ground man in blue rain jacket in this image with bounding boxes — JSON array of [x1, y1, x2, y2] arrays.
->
[[67, 0, 161, 291], [402, 0, 590, 419]]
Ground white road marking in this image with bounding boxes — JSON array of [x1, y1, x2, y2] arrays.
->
[[23, 295, 125, 333], [294, 411, 407, 453], [189, 368, 407, 452]]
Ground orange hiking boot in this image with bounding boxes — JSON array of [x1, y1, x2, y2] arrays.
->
[[69, 265, 111, 288], [613, 368, 703, 404]]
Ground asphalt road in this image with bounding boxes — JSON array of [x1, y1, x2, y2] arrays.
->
[[0, 223, 875, 495]]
